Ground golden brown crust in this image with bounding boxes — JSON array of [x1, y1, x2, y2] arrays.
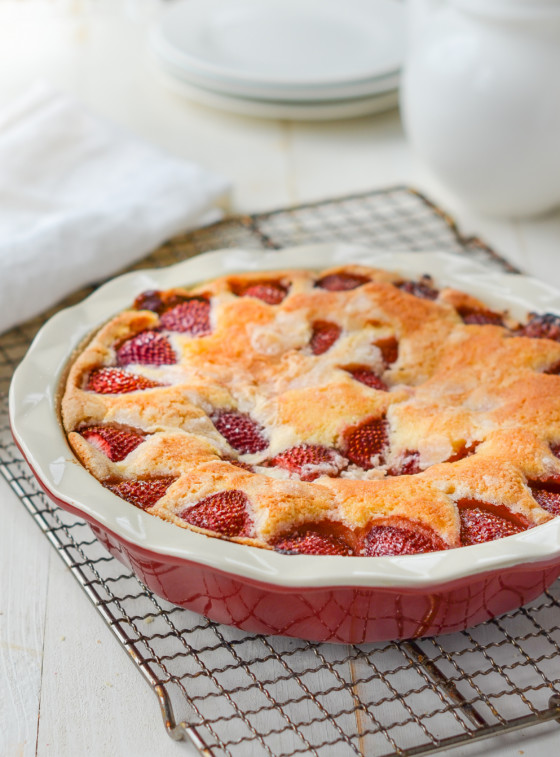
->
[[61, 264, 560, 553]]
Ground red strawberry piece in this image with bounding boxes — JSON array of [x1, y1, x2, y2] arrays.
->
[[374, 336, 399, 367], [388, 451, 422, 476], [268, 444, 345, 481], [310, 320, 341, 355], [531, 487, 560, 516], [531, 473, 560, 491], [80, 425, 144, 462], [544, 361, 560, 375], [117, 330, 176, 366], [344, 417, 389, 470], [104, 477, 175, 510], [242, 283, 287, 305], [159, 299, 212, 336], [315, 272, 369, 291], [86, 367, 162, 394], [223, 457, 254, 472], [519, 312, 560, 341], [133, 290, 192, 314], [400, 453, 422, 475], [446, 442, 479, 463], [133, 289, 166, 313], [346, 367, 388, 391], [213, 411, 268, 454], [459, 506, 525, 545], [179, 490, 252, 537], [397, 279, 439, 300], [551, 444, 560, 458], [458, 306, 504, 326], [273, 529, 353, 556], [362, 524, 441, 556]]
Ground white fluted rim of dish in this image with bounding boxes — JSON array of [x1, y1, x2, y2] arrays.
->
[[9, 244, 560, 588]]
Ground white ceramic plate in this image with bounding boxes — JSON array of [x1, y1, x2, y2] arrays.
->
[[152, 0, 405, 98], [9, 244, 560, 590], [156, 66, 399, 121], [152, 46, 401, 102]]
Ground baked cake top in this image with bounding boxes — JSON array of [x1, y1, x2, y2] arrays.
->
[[60, 264, 560, 556]]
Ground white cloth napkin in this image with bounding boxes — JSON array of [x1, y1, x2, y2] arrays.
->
[[0, 83, 230, 334]]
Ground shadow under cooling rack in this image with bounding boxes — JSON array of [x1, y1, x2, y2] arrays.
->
[[1, 186, 560, 757]]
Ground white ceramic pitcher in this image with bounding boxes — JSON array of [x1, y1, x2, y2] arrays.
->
[[400, 0, 560, 217]]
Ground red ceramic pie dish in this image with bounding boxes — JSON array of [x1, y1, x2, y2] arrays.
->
[[10, 245, 560, 643]]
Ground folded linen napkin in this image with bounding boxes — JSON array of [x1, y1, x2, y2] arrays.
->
[[0, 83, 230, 334]]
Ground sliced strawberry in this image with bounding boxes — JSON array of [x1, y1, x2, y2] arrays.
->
[[80, 425, 144, 462], [223, 457, 254, 472], [400, 453, 422, 475], [518, 313, 560, 341], [213, 411, 268, 454], [531, 487, 560, 516], [544, 361, 560, 375], [133, 290, 190, 314], [388, 451, 421, 476], [446, 442, 479, 463], [273, 529, 353, 556], [531, 474, 560, 493], [374, 336, 399, 367], [344, 417, 389, 470], [459, 503, 526, 545], [267, 444, 345, 481], [458, 306, 504, 326], [362, 524, 441, 556], [179, 490, 252, 537], [133, 290, 166, 313], [310, 320, 341, 355], [315, 272, 369, 291], [104, 477, 175, 510], [86, 367, 162, 394], [396, 279, 439, 300], [117, 330, 176, 366], [159, 299, 212, 336], [346, 366, 388, 391], [241, 283, 287, 305]]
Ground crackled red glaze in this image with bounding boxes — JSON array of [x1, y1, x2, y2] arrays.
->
[[15, 445, 560, 643], [92, 522, 560, 643]]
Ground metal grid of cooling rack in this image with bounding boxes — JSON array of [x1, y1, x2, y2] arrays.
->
[[2, 186, 560, 757]]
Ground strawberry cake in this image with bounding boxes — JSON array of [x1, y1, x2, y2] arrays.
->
[[60, 264, 560, 557]]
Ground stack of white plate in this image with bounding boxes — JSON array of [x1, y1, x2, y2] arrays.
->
[[151, 0, 406, 121]]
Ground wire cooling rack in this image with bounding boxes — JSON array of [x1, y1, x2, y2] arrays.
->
[[1, 186, 560, 757]]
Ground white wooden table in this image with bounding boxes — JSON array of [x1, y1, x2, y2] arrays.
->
[[2, 2, 560, 756]]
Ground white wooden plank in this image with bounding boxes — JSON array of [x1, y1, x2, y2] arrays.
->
[[0, 478, 50, 757], [167, 620, 361, 756], [286, 109, 410, 203], [2, 5, 560, 757], [35, 544, 197, 757]]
